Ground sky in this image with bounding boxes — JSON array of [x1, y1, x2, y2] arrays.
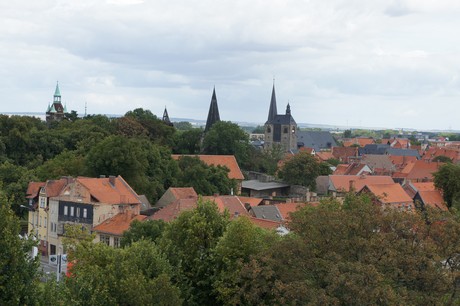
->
[[1, 0, 460, 131]]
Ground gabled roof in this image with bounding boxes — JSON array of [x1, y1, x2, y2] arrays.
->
[[361, 155, 396, 172], [251, 205, 281, 222], [359, 144, 390, 155], [44, 178, 69, 197], [237, 196, 263, 207], [150, 198, 197, 222], [297, 131, 337, 151], [248, 217, 281, 229], [417, 190, 448, 211], [329, 175, 394, 193], [26, 182, 46, 199], [389, 155, 418, 167], [76, 176, 141, 205], [242, 180, 290, 191], [92, 212, 147, 236], [204, 195, 250, 218], [360, 183, 413, 204], [172, 154, 244, 180], [399, 160, 442, 181], [343, 137, 375, 147], [169, 187, 198, 199], [316, 151, 334, 162], [274, 203, 306, 221], [332, 146, 358, 162], [385, 148, 420, 159], [333, 163, 371, 176]]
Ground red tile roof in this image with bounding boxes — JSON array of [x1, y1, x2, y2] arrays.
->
[[274, 203, 306, 221], [248, 217, 281, 229], [169, 187, 198, 199], [316, 151, 334, 162], [203, 195, 251, 218], [172, 155, 244, 180], [418, 190, 448, 211], [150, 198, 197, 222], [399, 161, 442, 181], [45, 178, 69, 197], [26, 182, 45, 199], [237, 196, 263, 207], [331, 146, 358, 162], [329, 175, 394, 193], [77, 176, 141, 205], [361, 183, 413, 204], [343, 138, 375, 147], [92, 212, 147, 236]]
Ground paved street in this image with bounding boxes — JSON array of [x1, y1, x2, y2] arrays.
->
[[38, 256, 67, 281]]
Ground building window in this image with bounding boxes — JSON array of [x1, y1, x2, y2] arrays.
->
[[40, 198, 46, 208], [44, 217, 47, 228], [70, 206, 74, 217], [266, 126, 271, 133], [83, 208, 87, 219], [114, 237, 121, 248], [39, 216, 42, 227], [100, 235, 110, 246], [76, 207, 80, 217], [64, 206, 68, 216]]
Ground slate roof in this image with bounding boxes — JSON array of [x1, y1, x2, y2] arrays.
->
[[172, 155, 244, 180], [251, 205, 282, 222], [242, 180, 290, 191], [205, 87, 220, 132], [92, 213, 147, 236], [361, 155, 396, 172], [385, 148, 421, 159], [297, 131, 337, 151], [359, 144, 390, 155]]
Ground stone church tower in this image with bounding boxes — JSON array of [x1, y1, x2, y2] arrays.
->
[[264, 84, 297, 152]]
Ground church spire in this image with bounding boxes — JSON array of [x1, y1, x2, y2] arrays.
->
[[162, 106, 173, 126], [267, 82, 277, 122], [205, 87, 220, 132], [54, 81, 61, 103]]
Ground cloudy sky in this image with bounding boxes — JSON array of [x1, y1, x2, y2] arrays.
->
[[1, 0, 460, 130]]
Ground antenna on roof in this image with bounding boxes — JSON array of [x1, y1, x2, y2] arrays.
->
[[84, 101, 87, 117]]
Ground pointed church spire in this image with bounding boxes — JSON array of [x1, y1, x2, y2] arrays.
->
[[267, 82, 277, 122], [286, 102, 291, 115], [162, 106, 173, 126], [54, 81, 61, 103], [205, 87, 220, 132]]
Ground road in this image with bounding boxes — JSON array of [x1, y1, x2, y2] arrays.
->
[[38, 256, 67, 281]]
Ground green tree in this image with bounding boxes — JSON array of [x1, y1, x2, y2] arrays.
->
[[121, 219, 166, 247], [66, 240, 181, 305], [434, 163, 460, 208], [125, 108, 175, 145], [0, 190, 40, 305], [86, 135, 178, 202], [175, 156, 237, 196], [173, 128, 203, 154], [174, 121, 193, 131], [159, 199, 229, 305], [34, 150, 87, 181], [433, 155, 452, 163], [343, 129, 352, 138], [278, 152, 332, 190], [202, 121, 251, 167]]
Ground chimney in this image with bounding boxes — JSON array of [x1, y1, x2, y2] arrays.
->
[[109, 175, 116, 187], [349, 180, 355, 191]]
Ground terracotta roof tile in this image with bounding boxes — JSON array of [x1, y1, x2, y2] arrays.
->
[[92, 213, 147, 236], [169, 187, 198, 199], [150, 198, 197, 222], [26, 182, 45, 199], [203, 195, 250, 218], [237, 196, 263, 207], [418, 190, 448, 211], [45, 178, 69, 197], [77, 176, 141, 205], [361, 183, 413, 204], [172, 155, 244, 180], [248, 217, 281, 229], [329, 175, 394, 193], [343, 138, 375, 147], [274, 203, 306, 221]]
